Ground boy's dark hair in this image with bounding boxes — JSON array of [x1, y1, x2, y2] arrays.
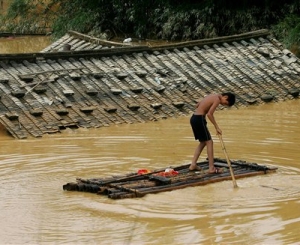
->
[[222, 92, 235, 106]]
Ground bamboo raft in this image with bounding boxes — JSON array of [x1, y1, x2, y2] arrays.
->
[[63, 158, 277, 199]]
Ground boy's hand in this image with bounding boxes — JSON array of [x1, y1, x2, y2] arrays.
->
[[216, 127, 222, 135]]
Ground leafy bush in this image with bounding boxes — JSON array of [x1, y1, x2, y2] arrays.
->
[[0, 0, 299, 48], [272, 14, 300, 49], [155, 8, 216, 41], [0, 0, 54, 34]]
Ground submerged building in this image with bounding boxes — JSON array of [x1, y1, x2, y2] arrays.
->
[[0, 29, 299, 139]]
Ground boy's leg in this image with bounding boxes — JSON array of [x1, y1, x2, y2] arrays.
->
[[206, 139, 215, 172], [189, 141, 206, 170]]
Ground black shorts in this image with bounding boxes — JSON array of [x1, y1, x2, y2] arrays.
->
[[190, 114, 211, 142]]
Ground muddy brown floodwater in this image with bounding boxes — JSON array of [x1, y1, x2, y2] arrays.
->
[[0, 37, 300, 245], [0, 35, 51, 53]]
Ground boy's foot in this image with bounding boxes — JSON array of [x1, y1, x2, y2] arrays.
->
[[208, 167, 223, 174], [189, 165, 202, 171]]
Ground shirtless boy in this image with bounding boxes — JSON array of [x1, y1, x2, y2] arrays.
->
[[189, 92, 236, 173]]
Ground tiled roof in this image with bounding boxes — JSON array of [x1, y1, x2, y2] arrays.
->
[[41, 30, 137, 52], [0, 29, 299, 139]]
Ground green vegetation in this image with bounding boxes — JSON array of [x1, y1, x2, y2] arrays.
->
[[0, 0, 299, 52], [272, 14, 300, 55]]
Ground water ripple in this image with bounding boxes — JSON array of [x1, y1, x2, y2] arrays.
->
[[1, 101, 300, 244]]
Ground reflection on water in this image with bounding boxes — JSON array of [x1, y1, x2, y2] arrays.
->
[[0, 100, 300, 244]]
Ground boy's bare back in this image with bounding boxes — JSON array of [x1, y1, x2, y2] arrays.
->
[[194, 94, 221, 116]]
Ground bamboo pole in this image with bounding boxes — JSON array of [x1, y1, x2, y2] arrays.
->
[[218, 134, 238, 188]]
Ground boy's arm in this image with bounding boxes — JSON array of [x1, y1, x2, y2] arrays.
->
[[206, 101, 222, 135]]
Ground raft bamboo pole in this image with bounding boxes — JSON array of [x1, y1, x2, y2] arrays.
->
[[129, 168, 275, 195], [108, 171, 212, 198], [99, 166, 232, 197], [109, 192, 137, 199], [80, 159, 247, 187], [63, 159, 278, 199], [78, 177, 158, 196], [101, 168, 277, 199], [112, 170, 277, 199], [116, 180, 157, 188], [77, 163, 199, 186], [109, 184, 145, 197]]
